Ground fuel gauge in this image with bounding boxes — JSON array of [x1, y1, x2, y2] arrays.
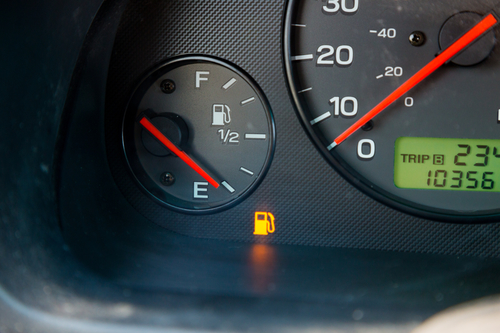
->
[[122, 56, 275, 214]]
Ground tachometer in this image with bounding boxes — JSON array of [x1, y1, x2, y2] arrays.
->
[[284, 0, 500, 222]]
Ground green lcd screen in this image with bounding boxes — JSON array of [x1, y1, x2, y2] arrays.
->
[[394, 137, 500, 192]]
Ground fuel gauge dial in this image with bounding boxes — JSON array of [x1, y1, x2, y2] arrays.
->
[[122, 56, 275, 214]]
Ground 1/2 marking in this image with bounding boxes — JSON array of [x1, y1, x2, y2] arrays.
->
[[218, 129, 239, 144], [292, 24, 306, 27]]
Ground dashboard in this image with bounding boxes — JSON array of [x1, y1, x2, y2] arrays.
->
[[2, 0, 500, 332]]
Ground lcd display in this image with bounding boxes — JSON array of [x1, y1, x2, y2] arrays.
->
[[394, 137, 500, 192]]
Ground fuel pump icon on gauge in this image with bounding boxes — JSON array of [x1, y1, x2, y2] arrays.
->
[[212, 104, 231, 126], [122, 56, 275, 214]]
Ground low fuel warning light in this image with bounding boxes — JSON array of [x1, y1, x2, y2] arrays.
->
[[254, 212, 275, 236]]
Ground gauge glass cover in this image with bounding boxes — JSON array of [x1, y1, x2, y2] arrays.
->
[[285, 0, 500, 222], [123, 56, 275, 214]]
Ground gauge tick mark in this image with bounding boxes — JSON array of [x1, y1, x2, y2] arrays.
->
[[222, 78, 237, 90], [291, 54, 314, 61], [298, 87, 312, 94], [240, 167, 254, 176], [222, 181, 235, 193], [241, 97, 255, 106], [245, 134, 266, 140], [310, 112, 331, 125]]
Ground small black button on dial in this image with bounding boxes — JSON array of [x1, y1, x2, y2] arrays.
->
[[285, 0, 500, 222], [439, 12, 496, 66], [140, 111, 189, 157]]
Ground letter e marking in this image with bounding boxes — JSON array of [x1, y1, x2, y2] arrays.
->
[[194, 182, 209, 199]]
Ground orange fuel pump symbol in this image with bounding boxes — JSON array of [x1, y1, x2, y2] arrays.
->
[[253, 212, 275, 235]]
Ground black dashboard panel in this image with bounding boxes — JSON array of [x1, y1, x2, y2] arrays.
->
[[2, 0, 500, 332], [84, 0, 500, 256]]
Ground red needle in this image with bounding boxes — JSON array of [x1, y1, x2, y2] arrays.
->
[[139, 116, 220, 188], [331, 13, 498, 149]]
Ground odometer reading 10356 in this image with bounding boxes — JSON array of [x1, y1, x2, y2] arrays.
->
[[395, 138, 500, 192], [285, 0, 500, 221]]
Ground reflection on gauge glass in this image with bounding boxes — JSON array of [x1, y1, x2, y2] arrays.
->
[[285, 0, 500, 222], [123, 56, 275, 214]]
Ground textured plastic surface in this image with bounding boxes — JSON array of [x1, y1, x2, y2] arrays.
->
[[103, 0, 500, 257], [3, 0, 498, 332]]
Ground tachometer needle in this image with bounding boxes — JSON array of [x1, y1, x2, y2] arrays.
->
[[139, 116, 220, 188], [331, 13, 498, 149]]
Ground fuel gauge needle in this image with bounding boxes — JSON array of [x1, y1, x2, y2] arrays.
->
[[139, 116, 220, 188], [330, 13, 498, 149]]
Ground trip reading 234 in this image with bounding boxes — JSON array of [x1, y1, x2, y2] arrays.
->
[[394, 137, 500, 192]]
